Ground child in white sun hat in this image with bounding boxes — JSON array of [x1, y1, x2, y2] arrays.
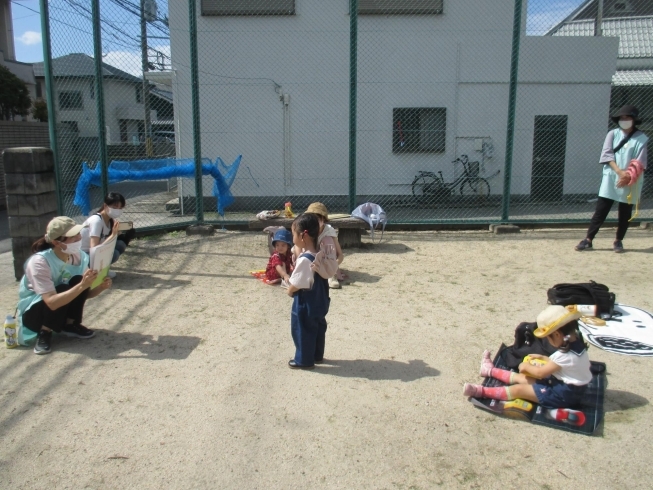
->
[[463, 305, 592, 408]]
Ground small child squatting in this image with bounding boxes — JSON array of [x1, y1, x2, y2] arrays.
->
[[463, 305, 592, 409], [265, 229, 294, 283]]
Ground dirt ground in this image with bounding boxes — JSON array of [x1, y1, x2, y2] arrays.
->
[[1, 226, 652, 489]]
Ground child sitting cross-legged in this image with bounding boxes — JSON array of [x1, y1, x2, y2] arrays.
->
[[265, 229, 294, 284], [463, 305, 592, 409]]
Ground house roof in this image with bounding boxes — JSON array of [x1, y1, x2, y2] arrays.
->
[[33, 53, 142, 83], [612, 69, 653, 86], [551, 17, 653, 58], [151, 87, 173, 103], [566, 0, 653, 20]]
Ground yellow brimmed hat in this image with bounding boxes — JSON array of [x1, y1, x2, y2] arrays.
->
[[533, 305, 582, 338], [306, 202, 329, 220]]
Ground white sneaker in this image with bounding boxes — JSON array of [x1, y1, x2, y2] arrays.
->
[[108, 270, 117, 279], [328, 276, 341, 289]]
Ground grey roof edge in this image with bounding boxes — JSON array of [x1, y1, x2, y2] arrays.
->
[[545, 0, 594, 36], [33, 53, 143, 83]]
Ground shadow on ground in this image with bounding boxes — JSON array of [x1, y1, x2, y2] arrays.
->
[[108, 271, 192, 290], [54, 330, 202, 360], [344, 270, 382, 284], [345, 242, 415, 255], [604, 389, 649, 412], [316, 359, 439, 382]]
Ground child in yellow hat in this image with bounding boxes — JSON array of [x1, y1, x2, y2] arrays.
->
[[463, 305, 592, 408], [305, 202, 344, 289]]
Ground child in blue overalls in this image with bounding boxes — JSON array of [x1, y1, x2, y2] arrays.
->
[[286, 213, 330, 369]]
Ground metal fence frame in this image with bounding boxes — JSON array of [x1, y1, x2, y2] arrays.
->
[[39, 0, 650, 231]]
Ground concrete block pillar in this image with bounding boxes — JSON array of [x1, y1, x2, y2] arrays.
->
[[2, 148, 57, 280]]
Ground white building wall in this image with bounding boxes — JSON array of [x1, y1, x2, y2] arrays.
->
[[102, 79, 150, 144], [169, 0, 618, 199], [54, 78, 97, 137], [52, 78, 150, 143]]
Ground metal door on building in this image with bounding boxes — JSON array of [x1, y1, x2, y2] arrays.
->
[[531, 115, 568, 202]]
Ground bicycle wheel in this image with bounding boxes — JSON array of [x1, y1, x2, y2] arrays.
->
[[460, 178, 490, 205], [412, 175, 440, 199]]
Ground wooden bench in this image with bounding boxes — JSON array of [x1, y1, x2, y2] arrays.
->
[[248, 216, 368, 248]]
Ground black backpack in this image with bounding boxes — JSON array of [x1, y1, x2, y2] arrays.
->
[[504, 322, 557, 369], [547, 281, 615, 317]]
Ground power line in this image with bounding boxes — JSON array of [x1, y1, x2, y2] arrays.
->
[[108, 0, 170, 35]]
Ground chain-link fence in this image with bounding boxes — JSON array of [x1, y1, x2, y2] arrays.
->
[[39, 0, 652, 229]]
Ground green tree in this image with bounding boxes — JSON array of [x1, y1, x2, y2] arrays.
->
[[0, 65, 32, 120], [32, 98, 48, 122]]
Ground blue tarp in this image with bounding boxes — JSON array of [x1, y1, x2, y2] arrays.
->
[[73, 156, 242, 217]]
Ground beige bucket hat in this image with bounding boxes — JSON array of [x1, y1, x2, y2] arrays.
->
[[533, 305, 582, 338]]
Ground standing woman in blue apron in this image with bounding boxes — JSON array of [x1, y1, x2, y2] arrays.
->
[[576, 105, 648, 253], [16, 217, 113, 355]]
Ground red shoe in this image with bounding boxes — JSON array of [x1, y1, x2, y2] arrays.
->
[[546, 408, 586, 426]]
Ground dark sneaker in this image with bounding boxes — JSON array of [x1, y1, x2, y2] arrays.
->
[[575, 238, 593, 251], [62, 324, 95, 339], [34, 330, 52, 355], [613, 240, 624, 253]]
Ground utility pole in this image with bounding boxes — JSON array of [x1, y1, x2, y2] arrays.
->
[[141, 0, 153, 156]]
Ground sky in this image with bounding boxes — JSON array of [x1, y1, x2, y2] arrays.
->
[[9, 0, 587, 75], [10, 0, 171, 76]]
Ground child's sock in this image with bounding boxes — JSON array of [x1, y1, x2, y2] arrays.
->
[[478, 350, 516, 384], [479, 350, 494, 377], [489, 367, 516, 385], [463, 383, 512, 400]]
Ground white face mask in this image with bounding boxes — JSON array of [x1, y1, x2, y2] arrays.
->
[[619, 120, 633, 130], [61, 240, 82, 255], [107, 207, 123, 219]]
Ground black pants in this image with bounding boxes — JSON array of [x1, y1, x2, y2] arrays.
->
[[587, 196, 633, 241], [22, 275, 89, 334]]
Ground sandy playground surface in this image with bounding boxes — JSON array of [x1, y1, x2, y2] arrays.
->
[[1, 226, 652, 489]]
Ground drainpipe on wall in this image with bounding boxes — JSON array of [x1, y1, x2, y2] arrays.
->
[[281, 93, 291, 186], [595, 0, 604, 36]]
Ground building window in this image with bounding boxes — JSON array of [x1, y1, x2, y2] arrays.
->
[[359, 0, 443, 15], [393, 108, 446, 153], [136, 86, 142, 103], [35, 81, 42, 99], [201, 0, 295, 16], [90, 81, 95, 99], [60, 121, 79, 132], [59, 91, 83, 110]]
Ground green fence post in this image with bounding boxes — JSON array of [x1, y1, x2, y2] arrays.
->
[[501, 0, 523, 222], [39, 0, 63, 215], [189, 0, 204, 223], [91, 0, 109, 199], [348, 0, 358, 213]]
